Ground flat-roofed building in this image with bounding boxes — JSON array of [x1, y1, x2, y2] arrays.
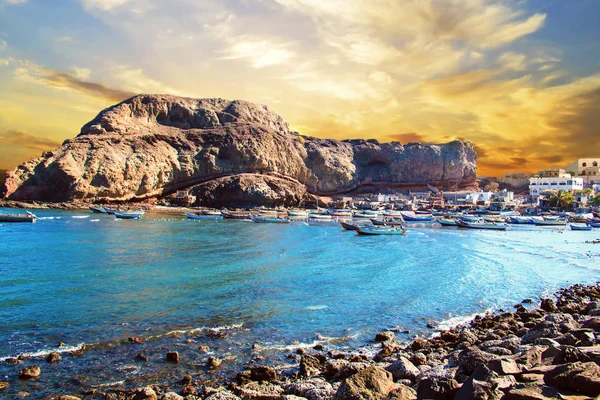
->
[[529, 175, 584, 198], [565, 158, 600, 185]]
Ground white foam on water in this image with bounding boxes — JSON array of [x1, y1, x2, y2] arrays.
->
[[72, 215, 89, 219], [90, 219, 100, 222], [434, 307, 495, 333], [148, 323, 244, 340], [306, 305, 328, 310], [0, 342, 87, 361], [38, 216, 56, 220], [94, 380, 125, 388]]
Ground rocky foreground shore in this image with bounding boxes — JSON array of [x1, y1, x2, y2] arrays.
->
[[19, 283, 600, 400]]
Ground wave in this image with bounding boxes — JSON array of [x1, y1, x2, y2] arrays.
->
[[72, 215, 89, 219], [90, 219, 100, 222], [147, 323, 244, 340], [433, 307, 496, 333], [260, 333, 359, 352], [306, 305, 328, 310], [0, 342, 87, 362]]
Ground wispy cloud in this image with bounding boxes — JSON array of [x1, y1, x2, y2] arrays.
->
[[220, 37, 296, 68], [0, 130, 61, 152]]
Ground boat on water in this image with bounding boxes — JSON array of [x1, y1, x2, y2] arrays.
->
[[590, 222, 600, 228], [221, 211, 251, 220], [483, 216, 507, 223], [508, 216, 534, 224], [356, 226, 407, 236], [458, 220, 508, 230], [381, 210, 403, 217], [401, 212, 434, 222], [114, 211, 144, 220], [104, 208, 119, 215], [570, 224, 592, 231], [250, 215, 290, 223], [308, 212, 332, 220], [438, 218, 460, 227], [257, 209, 280, 215], [341, 221, 364, 230], [0, 211, 37, 223], [370, 218, 404, 226], [328, 209, 353, 217], [288, 209, 309, 217], [184, 211, 222, 220], [352, 213, 373, 218], [533, 218, 568, 226], [89, 206, 107, 213]]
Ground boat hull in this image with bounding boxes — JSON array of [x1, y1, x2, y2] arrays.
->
[[356, 227, 407, 236], [0, 214, 36, 223]]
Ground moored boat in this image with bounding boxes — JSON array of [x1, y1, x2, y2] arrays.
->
[[508, 216, 534, 224], [340, 221, 366, 230], [370, 218, 404, 226], [114, 211, 143, 220], [570, 224, 592, 231], [0, 211, 36, 223], [89, 206, 107, 213], [184, 212, 222, 220], [438, 218, 459, 227], [250, 215, 290, 223], [104, 208, 118, 215], [308, 212, 332, 220], [288, 209, 309, 217], [400, 212, 433, 222], [458, 220, 508, 230], [356, 226, 407, 236], [533, 218, 568, 226], [328, 209, 353, 217], [221, 211, 251, 220]]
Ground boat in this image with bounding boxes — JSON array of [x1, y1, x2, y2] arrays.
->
[[483, 216, 507, 223], [250, 215, 290, 223], [508, 216, 534, 224], [308, 212, 332, 220], [438, 218, 460, 227], [221, 211, 251, 220], [184, 212, 221, 220], [590, 222, 600, 228], [370, 218, 404, 226], [356, 226, 407, 236], [341, 221, 363, 230], [352, 213, 373, 218], [89, 206, 107, 213], [201, 210, 222, 216], [0, 211, 36, 223], [570, 224, 592, 231], [400, 212, 434, 222], [458, 221, 507, 230], [381, 210, 403, 217], [258, 209, 280, 215], [533, 218, 568, 226], [288, 209, 309, 217], [328, 209, 353, 217], [114, 212, 142, 220], [104, 208, 118, 215]]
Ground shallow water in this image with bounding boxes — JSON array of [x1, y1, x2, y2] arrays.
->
[[1, 208, 599, 396]]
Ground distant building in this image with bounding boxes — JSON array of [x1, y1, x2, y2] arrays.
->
[[501, 172, 532, 187], [529, 174, 584, 198], [564, 158, 600, 185], [538, 168, 566, 178]]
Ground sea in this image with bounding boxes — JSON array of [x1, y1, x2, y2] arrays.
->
[[1, 208, 600, 397]]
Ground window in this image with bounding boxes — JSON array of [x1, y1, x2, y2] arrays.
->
[[583, 162, 587, 167], [594, 161, 598, 167], [567, 180, 573, 185]]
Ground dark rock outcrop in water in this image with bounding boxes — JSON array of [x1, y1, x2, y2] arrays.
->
[[2, 95, 477, 205]]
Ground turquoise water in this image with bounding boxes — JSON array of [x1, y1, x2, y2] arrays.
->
[[1, 208, 600, 396]]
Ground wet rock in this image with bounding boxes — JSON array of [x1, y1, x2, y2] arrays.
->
[[543, 361, 600, 396], [205, 390, 241, 400], [334, 362, 371, 381], [540, 298, 558, 313], [333, 366, 395, 400], [409, 352, 427, 366], [166, 351, 179, 363], [503, 383, 563, 399], [5, 357, 22, 364], [235, 381, 284, 400], [132, 386, 157, 400], [208, 330, 229, 339], [385, 357, 420, 381], [375, 331, 395, 342], [46, 352, 61, 364], [136, 353, 148, 362], [207, 356, 222, 369], [375, 341, 400, 362], [18, 365, 41, 379], [128, 336, 144, 343], [410, 338, 427, 351], [457, 346, 496, 374], [300, 354, 322, 378], [199, 345, 210, 353], [250, 366, 278, 382], [283, 378, 334, 400], [181, 385, 195, 396], [386, 384, 417, 400], [313, 344, 324, 351], [55, 396, 81, 400]]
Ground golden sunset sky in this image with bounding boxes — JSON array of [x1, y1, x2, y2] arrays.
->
[[0, 0, 599, 176]]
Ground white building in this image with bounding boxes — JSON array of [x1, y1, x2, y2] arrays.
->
[[565, 158, 600, 185], [529, 174, 584, 198]]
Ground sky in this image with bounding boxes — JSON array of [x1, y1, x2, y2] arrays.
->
[[0, 0, 599, 176]]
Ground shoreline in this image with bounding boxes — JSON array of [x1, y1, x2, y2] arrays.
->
[[3, 282, 600, 399]]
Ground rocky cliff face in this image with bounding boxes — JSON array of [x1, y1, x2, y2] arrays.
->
[[2, 94, 477, 205]]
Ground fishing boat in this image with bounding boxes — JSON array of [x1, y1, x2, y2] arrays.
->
[[483, 216, 507, 223], [356, 226, 407, 236], [184, 212, 222, 220], [258, 208, 280, 215], [458, 220, 508, 230], [221, 211, 251, 220], [114, 211, 142, 220], [328, 209, 353, 217], [341, 221, 362, 230], [308, 212, 332, 220], [104, 207, 118, 215], [370, 218, 404, 226], [381, 210, 403, 217], [0, 211, 36, 223], [438, 218, 459, 227], [89, 206, 107, 213], [533, 218, 567, 226], [288, 209, 309, 217], [250, 215, 290, 223], [400, 212, 434, 222], [590, 222, 600, 228], [352, 213, 373, 218], [508, 216, 534, 224], [570, 224, 592, 231]]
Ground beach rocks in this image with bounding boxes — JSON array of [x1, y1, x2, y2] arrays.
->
[[18, 365, 40, 379], [46, 351, 61, 364], [300, 354, 323, 377], [385, 357, 420, 381], [283, 378, 335, 400], [235, 381, 284, 400], [503, 383, 563, 399], [375, 331, 395, 342], [543, 361, 600, 396], [205, 391, 241, 400], [250, 366, 278, 382], [457, 346, 496, 374], [132, 386, 157, 400], [207, 356, 222, 369], [333, 366, 395, 400]]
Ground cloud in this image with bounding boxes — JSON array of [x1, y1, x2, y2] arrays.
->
[[537, 154, 564, 163], [510, 157, 529, 166], [0, 39, 6, 52], [81, 0, 129, 11], [3, 0, 27, 5], [0, 130, 61, 152], [472, 143, 488, 158], [220, 37, 296, 68], [388, 132, 430, 143]]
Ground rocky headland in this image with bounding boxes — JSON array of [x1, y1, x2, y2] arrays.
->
[[1, 95, 477, 207], [8, 283, 600, 399]]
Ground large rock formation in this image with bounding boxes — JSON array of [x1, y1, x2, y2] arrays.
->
[[2, 95, 477, 205]]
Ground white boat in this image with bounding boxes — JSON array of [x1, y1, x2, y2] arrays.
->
[[288, 209, 309, 217], [329, 209, 353, 217], [533, 218, 567, 226], [185, 212, 221, 220], [308, 213, 333, 220], [459, 220, 508, 230], [570, 224, 592, 231], [356, 226, 407, 236], [250, 215, 290, 223], [0, 211, 36, 223], [382, 210, 404, 217]]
